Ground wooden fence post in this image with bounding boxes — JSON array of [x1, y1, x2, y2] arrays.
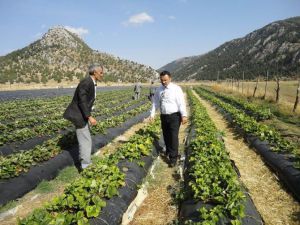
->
[[253, 78, 258, 97], [262, 70, 268, 99], [293, 80, 300, 112], [242, 72, 244, 94], [275, 77, 280, 103]]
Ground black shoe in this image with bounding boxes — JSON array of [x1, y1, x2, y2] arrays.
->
[[75, 162, 83, 173], [168, 161, 177, 168], [160, 152, 169, 163]]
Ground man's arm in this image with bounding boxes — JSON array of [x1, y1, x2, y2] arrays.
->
[[177, 87, 188, 124], [78, 81, 97, 125], [148, 89, 160, 122], [77, 83, 91, 119]]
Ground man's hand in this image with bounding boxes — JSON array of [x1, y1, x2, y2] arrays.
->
[[88, 116, 97, 126], [181, 116, 188, 125]]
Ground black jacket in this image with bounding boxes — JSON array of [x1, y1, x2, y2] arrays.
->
[[63, 76, 96, 128]]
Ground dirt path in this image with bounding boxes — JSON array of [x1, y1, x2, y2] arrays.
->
[[192, 90, 300, 225], [0, 121, 149, 225], [129, 122, 188, 225], [129, 96, 190, 225]]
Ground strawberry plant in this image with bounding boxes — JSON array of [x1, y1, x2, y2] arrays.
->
[[183, 90, 246, 224], [195, 87, 300, 168], [18, 117, 161, 224]]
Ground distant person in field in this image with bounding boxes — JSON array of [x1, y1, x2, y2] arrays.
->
[[133, 82, 142, 100], [148, 70, 187, 167], [148, 80, 156, 101], [63, 64, 104, 171]]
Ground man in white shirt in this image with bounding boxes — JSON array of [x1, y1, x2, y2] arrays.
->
[[149, 70, 187, 167]]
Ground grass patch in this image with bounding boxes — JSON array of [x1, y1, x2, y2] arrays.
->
[[0, 200, 18, 214], [55, 166, 79, 183], [146, 160, 165, 188], [35, 180, 55, 194], [36, 166, 80, 194]]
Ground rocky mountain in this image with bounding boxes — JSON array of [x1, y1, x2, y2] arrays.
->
[[0, 26, 158, 84], [158, 56, 198, 73], [160, 16, 300, 81]]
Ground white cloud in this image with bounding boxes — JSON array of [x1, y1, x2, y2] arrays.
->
[[123, 12, 154, 26], [168, 15, 176, 20], [64, 26, 89, 36]]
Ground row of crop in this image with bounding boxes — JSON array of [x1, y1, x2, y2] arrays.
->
[[194, 88, 300, 202], [0, 93, 145, 146], [18, 118, 161, 225], [194, 88, 300, 167], [0, 89, 133, 130], [0, 89, 133, 122], [0, 96, 74, 121], [0, 102, 150, 179], [0, 95, 70, 114], [199, 86, 272, 120], [0, 98, 69, 121], [181, 90, 246, 224], [0, 88, 130, 113]]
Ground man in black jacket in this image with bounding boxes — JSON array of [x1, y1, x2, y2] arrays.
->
[[63, 64, 104, 170]]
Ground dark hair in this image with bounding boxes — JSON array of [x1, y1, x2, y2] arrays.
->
[[160, 70, 171, 77]]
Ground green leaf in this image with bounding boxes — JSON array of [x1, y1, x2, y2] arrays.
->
[[85, 205, 100, 218], [106, 185, 118, 198]]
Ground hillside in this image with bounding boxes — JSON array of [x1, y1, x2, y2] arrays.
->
[[158, 56, 198, 73], [0, 26, 158, 84], [160, 17, 300, 81]]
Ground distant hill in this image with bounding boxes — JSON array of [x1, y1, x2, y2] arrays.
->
[[158, 56, 198, 73], [0, 26, 158, 84], [160, 16, 300, 81]]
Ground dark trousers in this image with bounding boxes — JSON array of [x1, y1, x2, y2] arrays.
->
[[160, 112, 181, 163]]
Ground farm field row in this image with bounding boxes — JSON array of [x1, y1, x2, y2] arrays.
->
[[0, 87, 299, 225], [0, 88, 152, 206], [203, 80, 300, 113]]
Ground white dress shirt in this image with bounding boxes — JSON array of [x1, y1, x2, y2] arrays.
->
[[150, 82, 187, 118], [90, 76, 97, 99], [90, 76, 97, 111]]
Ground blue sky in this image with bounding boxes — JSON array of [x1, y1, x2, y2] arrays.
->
[[0, 0, 299, 69]]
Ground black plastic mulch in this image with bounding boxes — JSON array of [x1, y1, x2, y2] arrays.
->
[[179, 125, 264, 224], [214, 105, 300, 202], [89, 147, 157, 225], [0, 100, 146, 156], [0, 111, 150, 206]]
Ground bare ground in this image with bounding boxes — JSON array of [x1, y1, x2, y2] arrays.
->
[[129, 121, 188, 225], [192, 90, 300, 225], [0, 186, 66, 225]]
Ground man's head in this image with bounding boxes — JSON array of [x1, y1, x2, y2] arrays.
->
[[89, 64, 104, 81], [160, 70, 171, 87]]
